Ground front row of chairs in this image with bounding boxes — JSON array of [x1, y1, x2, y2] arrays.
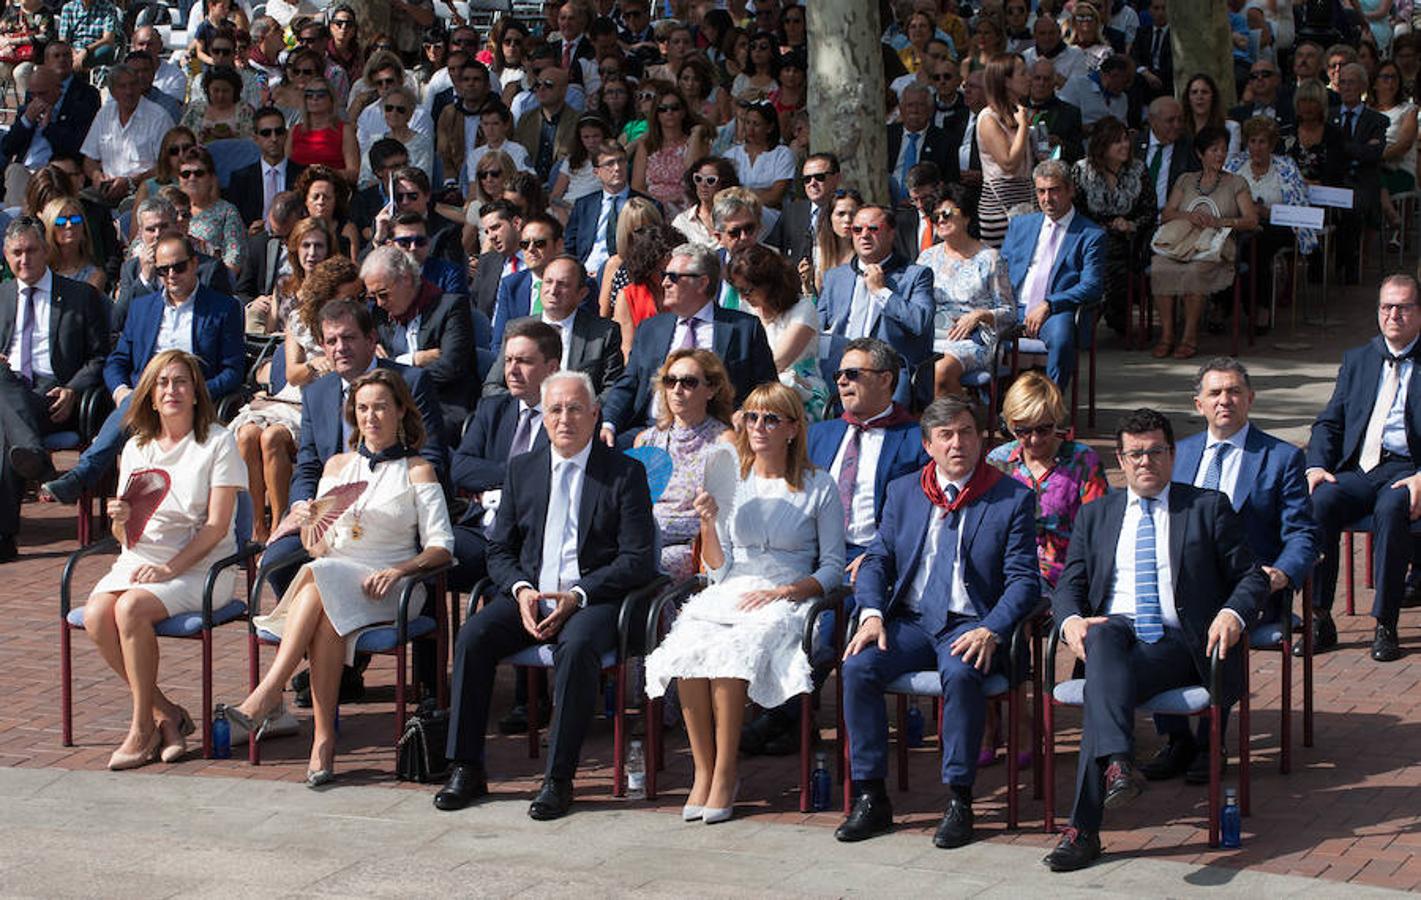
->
[[58, 516, 1318, 843]]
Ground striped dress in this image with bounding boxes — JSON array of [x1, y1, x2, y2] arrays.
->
[[977, 107, 1037, 248]]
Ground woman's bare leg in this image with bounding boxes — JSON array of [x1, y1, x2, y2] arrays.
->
[[706, 678, 748, 809], [261, 425, 296, 529], [679, 677, 716, 808]]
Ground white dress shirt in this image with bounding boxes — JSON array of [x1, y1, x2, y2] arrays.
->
[[542, 310, 575, 369], [1191, 423, 1251, 502], [7, 269, 55, 379], [958, 111, 977, 173], [861, 470, 971, 621], [392, 314, 422, 365], [156, 292, 196, 355], [1107, 487, 1180, 629], [585, 188, 629, 276], [845, 266, 893, 339], [501, 250, 527, 279], [513, 438, 593, 611], [829, 405, 893, 547]]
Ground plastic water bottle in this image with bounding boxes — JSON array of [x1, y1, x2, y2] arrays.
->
[[810, 751, 832, 812], [626, 740, 646, 799], [212, 704, 231, 759], [906, 705, 925, 748], [1220, 788, 1242, 848]]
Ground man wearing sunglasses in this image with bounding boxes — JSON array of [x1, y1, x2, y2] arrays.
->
[[44, 233, 245, 505], [354, 54, 434, 145], [79, 63, 171, 206], [229, 107, 306, 231], [514, 61, 580, 186], [1229, 61, 1293, 131], [490, 214, 570, 347], [773, 152, 842, 266], [1043, 408, 1267, 872], [118, 195, 235, 330], [0, 63, 100, 208], [391, 212, 467, 297]]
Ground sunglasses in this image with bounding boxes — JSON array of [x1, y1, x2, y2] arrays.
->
[[503, 37, 523, 45], [155, 258, 192, 276], [375, 77, 398, 88], [637, 90, 658, 101], [331, 18, 354, 27], [932, 73, 957, 82], [934, 209, 959, 222], [53, 214, 84, 227], [211, 45, 234, 55], [392, 234, 429, 248], [452, 36, 480, 45], [519, 237, 550, 249], [385, 103, 409, 114], [801, 172, 832, 184], [291, 66, 319, 77], [395, 191, 421, 202], [721, 224, 756, 239], [742, 410, 786, 429], [304, 88, 331, 99], [850, 224, 883, 235], [662, 270, 704, 283], [255, 127, 286, 137], [477, 170, 502, 180], [834, 367, 888, 382], [751, 41, 773, 50], [1013, 422, 1060, 439], [692, 173, 720, 186], [535, 79, 559, 89], [657, 104, 683, 113], [1249, 70, 1278, 80], [661, 374, 702, 390], [298, 34, 321, 44], [179, 168, 209, 179], [167, 143, 195, 156]]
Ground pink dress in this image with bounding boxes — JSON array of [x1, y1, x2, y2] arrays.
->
[[646, 142, 690, 218]]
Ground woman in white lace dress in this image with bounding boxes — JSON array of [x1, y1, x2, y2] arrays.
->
[[230, 369, 454, 786], [645, 383, 844, 823]]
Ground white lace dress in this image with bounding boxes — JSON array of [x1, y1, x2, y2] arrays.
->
[[253, 454, 454, 664], [644, 468, 845, 708], [228, 317, 323, 440]]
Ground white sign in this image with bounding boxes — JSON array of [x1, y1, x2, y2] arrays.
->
[[1270, 205, 1325, 229], [1307, 185, 1354, 209]]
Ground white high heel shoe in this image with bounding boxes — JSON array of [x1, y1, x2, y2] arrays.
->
[[702, 781, 740, 825], [682, 803, 704, 822]]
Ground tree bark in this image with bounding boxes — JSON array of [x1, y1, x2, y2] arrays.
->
[[807, 0, 890, 205], [1168, 0, 1238, 106]]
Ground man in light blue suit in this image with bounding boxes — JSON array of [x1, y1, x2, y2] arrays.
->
[[998, 159, 1106, 391], [836, 396, 1039, 849], [1140, 357, 1319, 783], [817, 205, 935, 396]]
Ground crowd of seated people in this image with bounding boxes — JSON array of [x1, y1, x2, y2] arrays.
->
[[3, 0, 1415, 877]]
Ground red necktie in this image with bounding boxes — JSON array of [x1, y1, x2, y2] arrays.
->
[[920, 214, 933, 252]]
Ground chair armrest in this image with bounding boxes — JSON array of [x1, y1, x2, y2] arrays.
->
[[1209, 644, 1223, 705], [617, 575, 672, 660], [458, 576, 493, 632], [60, 536, 121, 617], [201, 540, 265, 629], [215, 391, 248, 425], [644, 574, 706, 655], [800, 584, 852, 658], [394, 560, 458, 645], [247, 549, 313, 625], [78, 386, 114, 443], [1044, 620, 1064, 696]]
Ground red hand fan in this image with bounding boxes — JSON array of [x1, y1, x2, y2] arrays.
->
[[119, 468, 171, 548], [266, 481, 369, 545]]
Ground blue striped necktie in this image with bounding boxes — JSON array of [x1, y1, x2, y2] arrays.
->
[[1202, 443, 1231, 491], [1134, 496, 1163, 643]]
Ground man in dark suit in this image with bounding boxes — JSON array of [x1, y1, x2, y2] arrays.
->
[[1136, 96, 1199, 217], [0, 218, 109, 560], [490, 215, 566, 348], [44, 233, 244, 504], [378, 166, 463, 266], [998, 162, 1106, 391], [888, 84, 954, 204], [893, 163, 944, 263], [1331, 63, 1388, 285], [1129, 0, 1172, 102], [1042, 408, 1269, 872], [1026, 58, 1085, 164], [118, 195, 235, 329], [228, 106, 305, 230], [1, 62, 102, 206], [233, 191, 304, 306], [1145, 358, 1319, 781], [1304, 276, 1421, 662], [1230, 60, 1294, 131], [435, 370, 658, 818], [472, 200, 526, 325], [836, 396, 1040, 848], [564, 141, 658, 276], [365, 246, 475, 442], [774, 152, 843, 266], [601, 242, 776, 443], [484, 257, 621, 401]]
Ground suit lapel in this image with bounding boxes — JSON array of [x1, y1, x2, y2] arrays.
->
[[1233, 428, 1264, 513], [1049, 218, 1078, 286], [876, 425, 906, 501], [46, 279, 64, 373], [567, 309, 589, 367], [959, 493, 988, 564], [896, 490, 935, 606], [1094, 493, 1126, 609], [711, 309, 731, 360], [264, 237, 281, 290], [0, 282, 15, 349], [1174, 435, 1204, 487], [1167, 487, 1188, 584], [576, 446, 602, 553]]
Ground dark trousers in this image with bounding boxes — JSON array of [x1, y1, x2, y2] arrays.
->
[[842, 614, 994, 787], [449, 524, 488, 594], [1070, 617, 1198, 832], [445, 593, 618, 781], [0, 371, 69, 537], [1309, 459, 1413, 628]]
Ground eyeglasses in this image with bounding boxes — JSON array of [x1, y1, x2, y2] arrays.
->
[[476, 170, 501, 180], [534, 79, 558, 89], [392, 234, 429, 248], [662, 270, 704, 283], [751, 40, 773, 50], [1012, 422, 1059, 439], [932, 73, 957, 82], [167, 143, 195, 156], [933, 208, 959, 222], [849, 224, 883, 235], [657, 104, 683, 113], [519, 237, 551, 249], [384, 103, 409, 114], [210, 45, 234, 55], [330, 17, 354, 27], [52, 214, 84, 227], [304, 88, 331, 99], [451, 36, 480, 46], [255, 126, 286, 138], [637, 90, 657, 101], [291, 67, 319, 77], [1119, 446, 1170, 463], [742, 410, 786, 429], [395, 191, 421, 203], [721, 224, 755, 239], [155, 258, 192, 277], [801, 172, 833, 184], [503, 37, 523, 46], [833, 367, 888, 382], [692, 173, 720, 186], [1380, 302, 1419, 316], [178, 168, 208, 179], [363, 287, 393, 304], [661, 374, 702, 389], [375, 77, 398, 88], [297, 33, 322, 44], [1072, 13, 1097, 21]]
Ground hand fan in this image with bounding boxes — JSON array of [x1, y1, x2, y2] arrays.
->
[[701, 444, 740, 521], [624, 445, 674, 503], [266, 481, 369, 545], [119, 468, 171, 548]]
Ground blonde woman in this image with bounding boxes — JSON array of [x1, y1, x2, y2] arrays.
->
[[40, 196, 105, 292], [596, 196, 665, 317]]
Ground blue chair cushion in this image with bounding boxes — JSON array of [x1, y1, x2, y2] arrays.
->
[[67, 599, 247, 636], [256, 615, 438, 650], [885, 670, 1010, 698], [1052, 678, 1210, 715], [502, 643, 618, 669], [1249, 613, 1304, 649], [43, 431, 82, 451]]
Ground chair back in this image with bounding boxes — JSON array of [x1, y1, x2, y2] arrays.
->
[[234, 490, 254, 546], [208, 138, 261, 188]]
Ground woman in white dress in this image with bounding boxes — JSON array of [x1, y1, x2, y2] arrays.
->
[[86, 350, 246, 770], [645, 383, 845, 823], [727, 244, 829, 421], [231, 369, 454, 786]]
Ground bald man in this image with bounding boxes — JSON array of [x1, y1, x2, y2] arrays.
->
[[1134, 97, 1200, 214]]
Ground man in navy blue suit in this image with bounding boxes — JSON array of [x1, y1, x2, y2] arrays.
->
[[1305, 275, 1421, 663], [998, 159, 1106, 391], [836, 396, 1039, 848], [1043, 408, 1268, 872], [44, 232, 243, 503], [563, 141, 658, 277], [743, 337, 929, 757], [600, 242, 776, 443], [490, 214, 565, 349], [1144, 358, 1318, 782]]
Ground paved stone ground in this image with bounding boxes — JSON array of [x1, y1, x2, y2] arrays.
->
[[5, 269, 1421, 894]]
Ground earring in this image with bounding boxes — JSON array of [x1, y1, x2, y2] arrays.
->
[[398, 423, 407, 444]]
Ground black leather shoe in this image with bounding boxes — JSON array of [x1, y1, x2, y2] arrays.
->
[[932, 797, 974, 849], [9, 446, 55, 483], [1184, 748, 1226, 786], [1372, 624, 1402, 662], [1293, 610, 1337, 657], [1043, 828, 1102, 872], [41, 472, 83, 506], [433, 763, 489, 811], [0, 536, 16, 563], [1402, 580, 1421, 609], [1102, 759, 1142, 810], [528, 777, 574, 820], [1139, 736, 1196, 781], [834, 792, 894, 842]]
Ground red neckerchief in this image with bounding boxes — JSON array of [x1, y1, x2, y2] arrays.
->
[[920, 459, 1003, 519], [391, 280, 440, 326], [843, 402, 916, 430]]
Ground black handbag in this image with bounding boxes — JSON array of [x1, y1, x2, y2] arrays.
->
[[396, 699, 450, 783]]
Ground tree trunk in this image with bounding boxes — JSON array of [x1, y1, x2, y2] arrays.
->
[[807, 0, 889, 205], [1168, 0, 1238, 106]]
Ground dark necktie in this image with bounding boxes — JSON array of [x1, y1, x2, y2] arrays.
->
[[1343, 110, 1355, 137], [836, 425, 863, 529], [1147, 144, 1164, 185], [1202, 442, 1232, 492], [510, 407, 536, 457], [18, 285, 35, 385], [1135, 496, 1164, 643], [1151, 28, 1163, 69], [919, 483, 962, 630]]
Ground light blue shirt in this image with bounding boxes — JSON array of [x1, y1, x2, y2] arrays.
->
[[1379, 336, 1418, 458], [1192, 423, 1250, 502]]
